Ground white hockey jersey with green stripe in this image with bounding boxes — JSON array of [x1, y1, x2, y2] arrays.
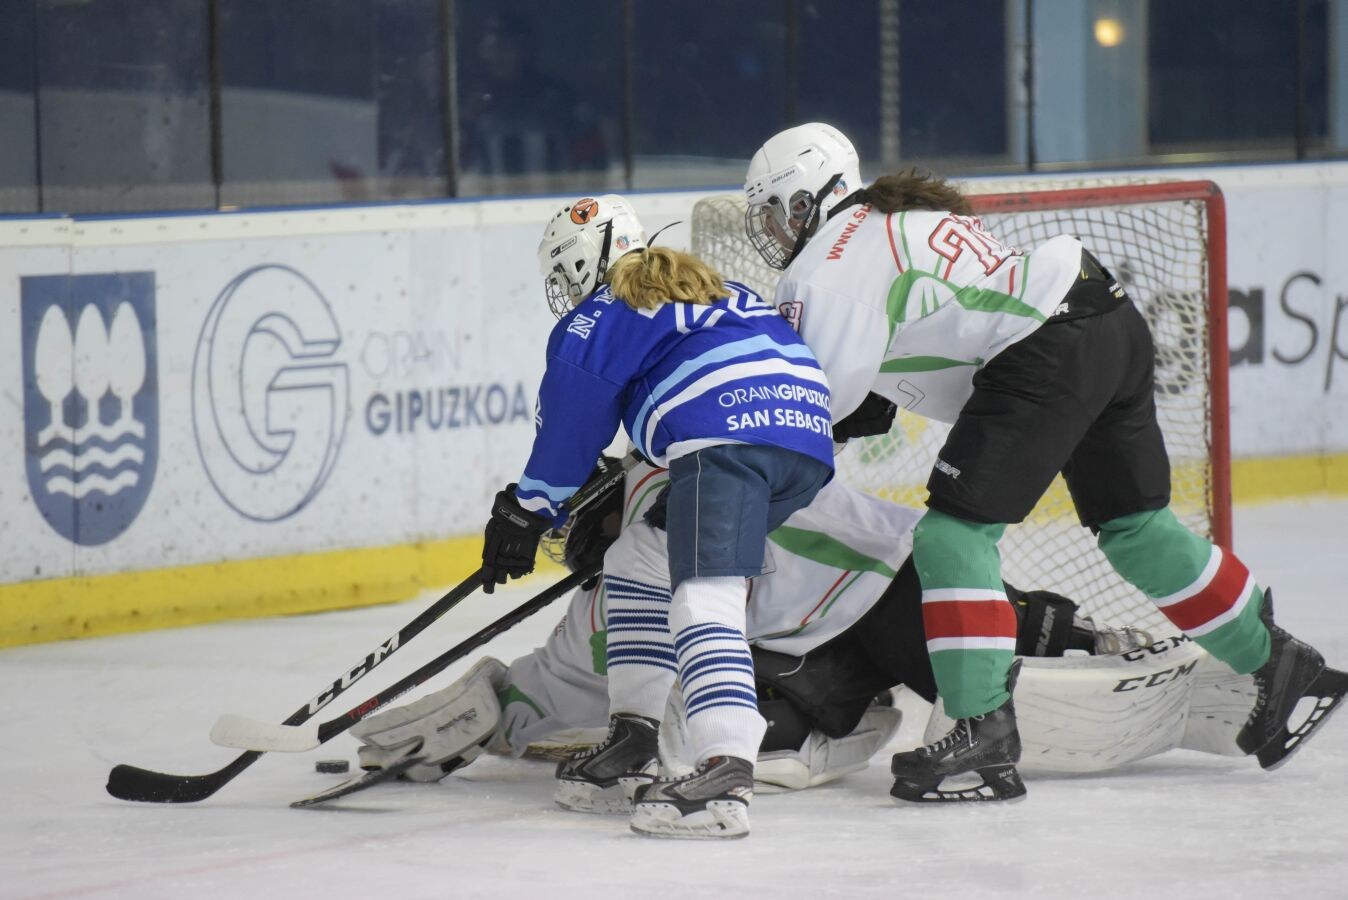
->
[[775, 203, 1083, 423], [612, 460, 918, 655]]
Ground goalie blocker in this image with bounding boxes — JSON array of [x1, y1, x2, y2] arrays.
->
[[353, 658, 508, 782]]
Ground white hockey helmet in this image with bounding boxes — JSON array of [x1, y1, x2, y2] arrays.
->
[[743, 123, 862, 269], [537, 194, 648, 318]]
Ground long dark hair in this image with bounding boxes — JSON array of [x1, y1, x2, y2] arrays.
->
[[857, 167, 973, 216]]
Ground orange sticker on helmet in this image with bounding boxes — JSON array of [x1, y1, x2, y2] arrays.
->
[[570, 198, 599, 224]]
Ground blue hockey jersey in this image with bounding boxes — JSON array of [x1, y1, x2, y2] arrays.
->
[[515, 281, 834, 523]]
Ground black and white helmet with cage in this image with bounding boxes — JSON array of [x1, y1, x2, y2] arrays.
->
[[743, 123, 862, 270], [536, 194, 648, 319]]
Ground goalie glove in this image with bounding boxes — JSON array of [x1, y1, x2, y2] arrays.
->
[[831, 391, 897, 443], [481, 484, 551, 594], [353, 657, 508, 782]]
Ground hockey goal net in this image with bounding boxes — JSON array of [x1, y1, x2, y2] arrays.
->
[[692, 180, 1230, 635]]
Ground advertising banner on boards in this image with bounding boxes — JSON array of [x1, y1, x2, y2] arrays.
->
[[0, 204, 553, 586]]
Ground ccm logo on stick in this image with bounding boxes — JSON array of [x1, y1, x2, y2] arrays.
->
[[307, 636, 401, 714]]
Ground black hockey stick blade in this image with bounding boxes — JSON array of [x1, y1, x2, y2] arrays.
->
[[107, 752, 262, 804], [291, 754, 425, 808], [106, 567, 485, 804]]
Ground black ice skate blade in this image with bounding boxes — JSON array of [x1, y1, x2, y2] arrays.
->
[[1256, 667, 1348, 771], [890, 765, 1027, 804], [291, 755, 424, 808]]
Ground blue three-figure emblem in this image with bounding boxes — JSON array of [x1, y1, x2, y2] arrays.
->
[[20, 273, 159, 545]]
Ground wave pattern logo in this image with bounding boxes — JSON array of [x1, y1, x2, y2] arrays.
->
[[20, 273, 159, 545], [192, 265, 349, 521]]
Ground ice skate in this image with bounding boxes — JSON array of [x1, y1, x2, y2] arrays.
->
[[890, 661, 1026, 803], [553, 713, 658, 813], [630, 756, 754, 839], [1236, 592, 1346, 770]]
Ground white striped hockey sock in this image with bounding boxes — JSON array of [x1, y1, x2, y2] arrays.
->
[[604, 573, 679, 720], [671, 576, 766, 762]]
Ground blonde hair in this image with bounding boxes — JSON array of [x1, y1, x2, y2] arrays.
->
[[607, 247, 726, 310]]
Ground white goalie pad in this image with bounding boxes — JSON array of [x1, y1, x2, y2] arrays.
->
[[353, 657, 507, 782], [1179, 649, 1257, 757], [923, 638, 1252, 774]]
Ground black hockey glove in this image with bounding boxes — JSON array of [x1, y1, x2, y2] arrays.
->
[[563, 464, 624, 590], [832, 391, 897, 443], [643, 484, 670, 531], [480, 485, 550, 594]]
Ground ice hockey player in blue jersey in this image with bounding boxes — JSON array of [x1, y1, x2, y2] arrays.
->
[[476, 193, 835, 838]]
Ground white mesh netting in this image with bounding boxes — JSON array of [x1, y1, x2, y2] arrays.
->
[[692, 183, 1222, 634]]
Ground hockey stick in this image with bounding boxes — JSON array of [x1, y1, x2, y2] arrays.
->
[[105, 458, 631, 803], [105, 567, 486, 803], [212, 563, 598, 753]]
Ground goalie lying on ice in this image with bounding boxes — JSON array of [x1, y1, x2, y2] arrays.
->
[[355, 460, 1338, 788]]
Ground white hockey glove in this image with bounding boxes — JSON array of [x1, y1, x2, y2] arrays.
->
[[353, 657, 507, 782]]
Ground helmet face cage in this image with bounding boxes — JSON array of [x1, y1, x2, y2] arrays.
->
[[543, 269, 581, 319], [539, 225, 603, 320], [745, 188, 818, 271], [540, 463, 624, 569], [538, 520, 570, 566]]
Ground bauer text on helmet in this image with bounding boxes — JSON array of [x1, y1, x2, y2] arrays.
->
[[743, 123, 861, 270], [537, 195, 649, 319]]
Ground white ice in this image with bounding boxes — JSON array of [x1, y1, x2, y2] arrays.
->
[[3, 498, 1347, 900]]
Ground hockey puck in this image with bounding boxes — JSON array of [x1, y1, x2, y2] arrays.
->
[[315, 759, 350, 774]]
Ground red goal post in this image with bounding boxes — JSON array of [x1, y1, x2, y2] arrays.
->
[[691, 178, 1230, 634]]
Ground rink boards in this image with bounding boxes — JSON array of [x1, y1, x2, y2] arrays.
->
[[1, 165, 1347, 646]]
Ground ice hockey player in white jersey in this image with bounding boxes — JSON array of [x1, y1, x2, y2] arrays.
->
[[355, 460, 1336, 831], [743, 123, 1347, 804], [473, 194, 834, 838]]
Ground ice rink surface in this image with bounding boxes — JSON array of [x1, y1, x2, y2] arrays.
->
[[3, 498, 1346, 900]]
